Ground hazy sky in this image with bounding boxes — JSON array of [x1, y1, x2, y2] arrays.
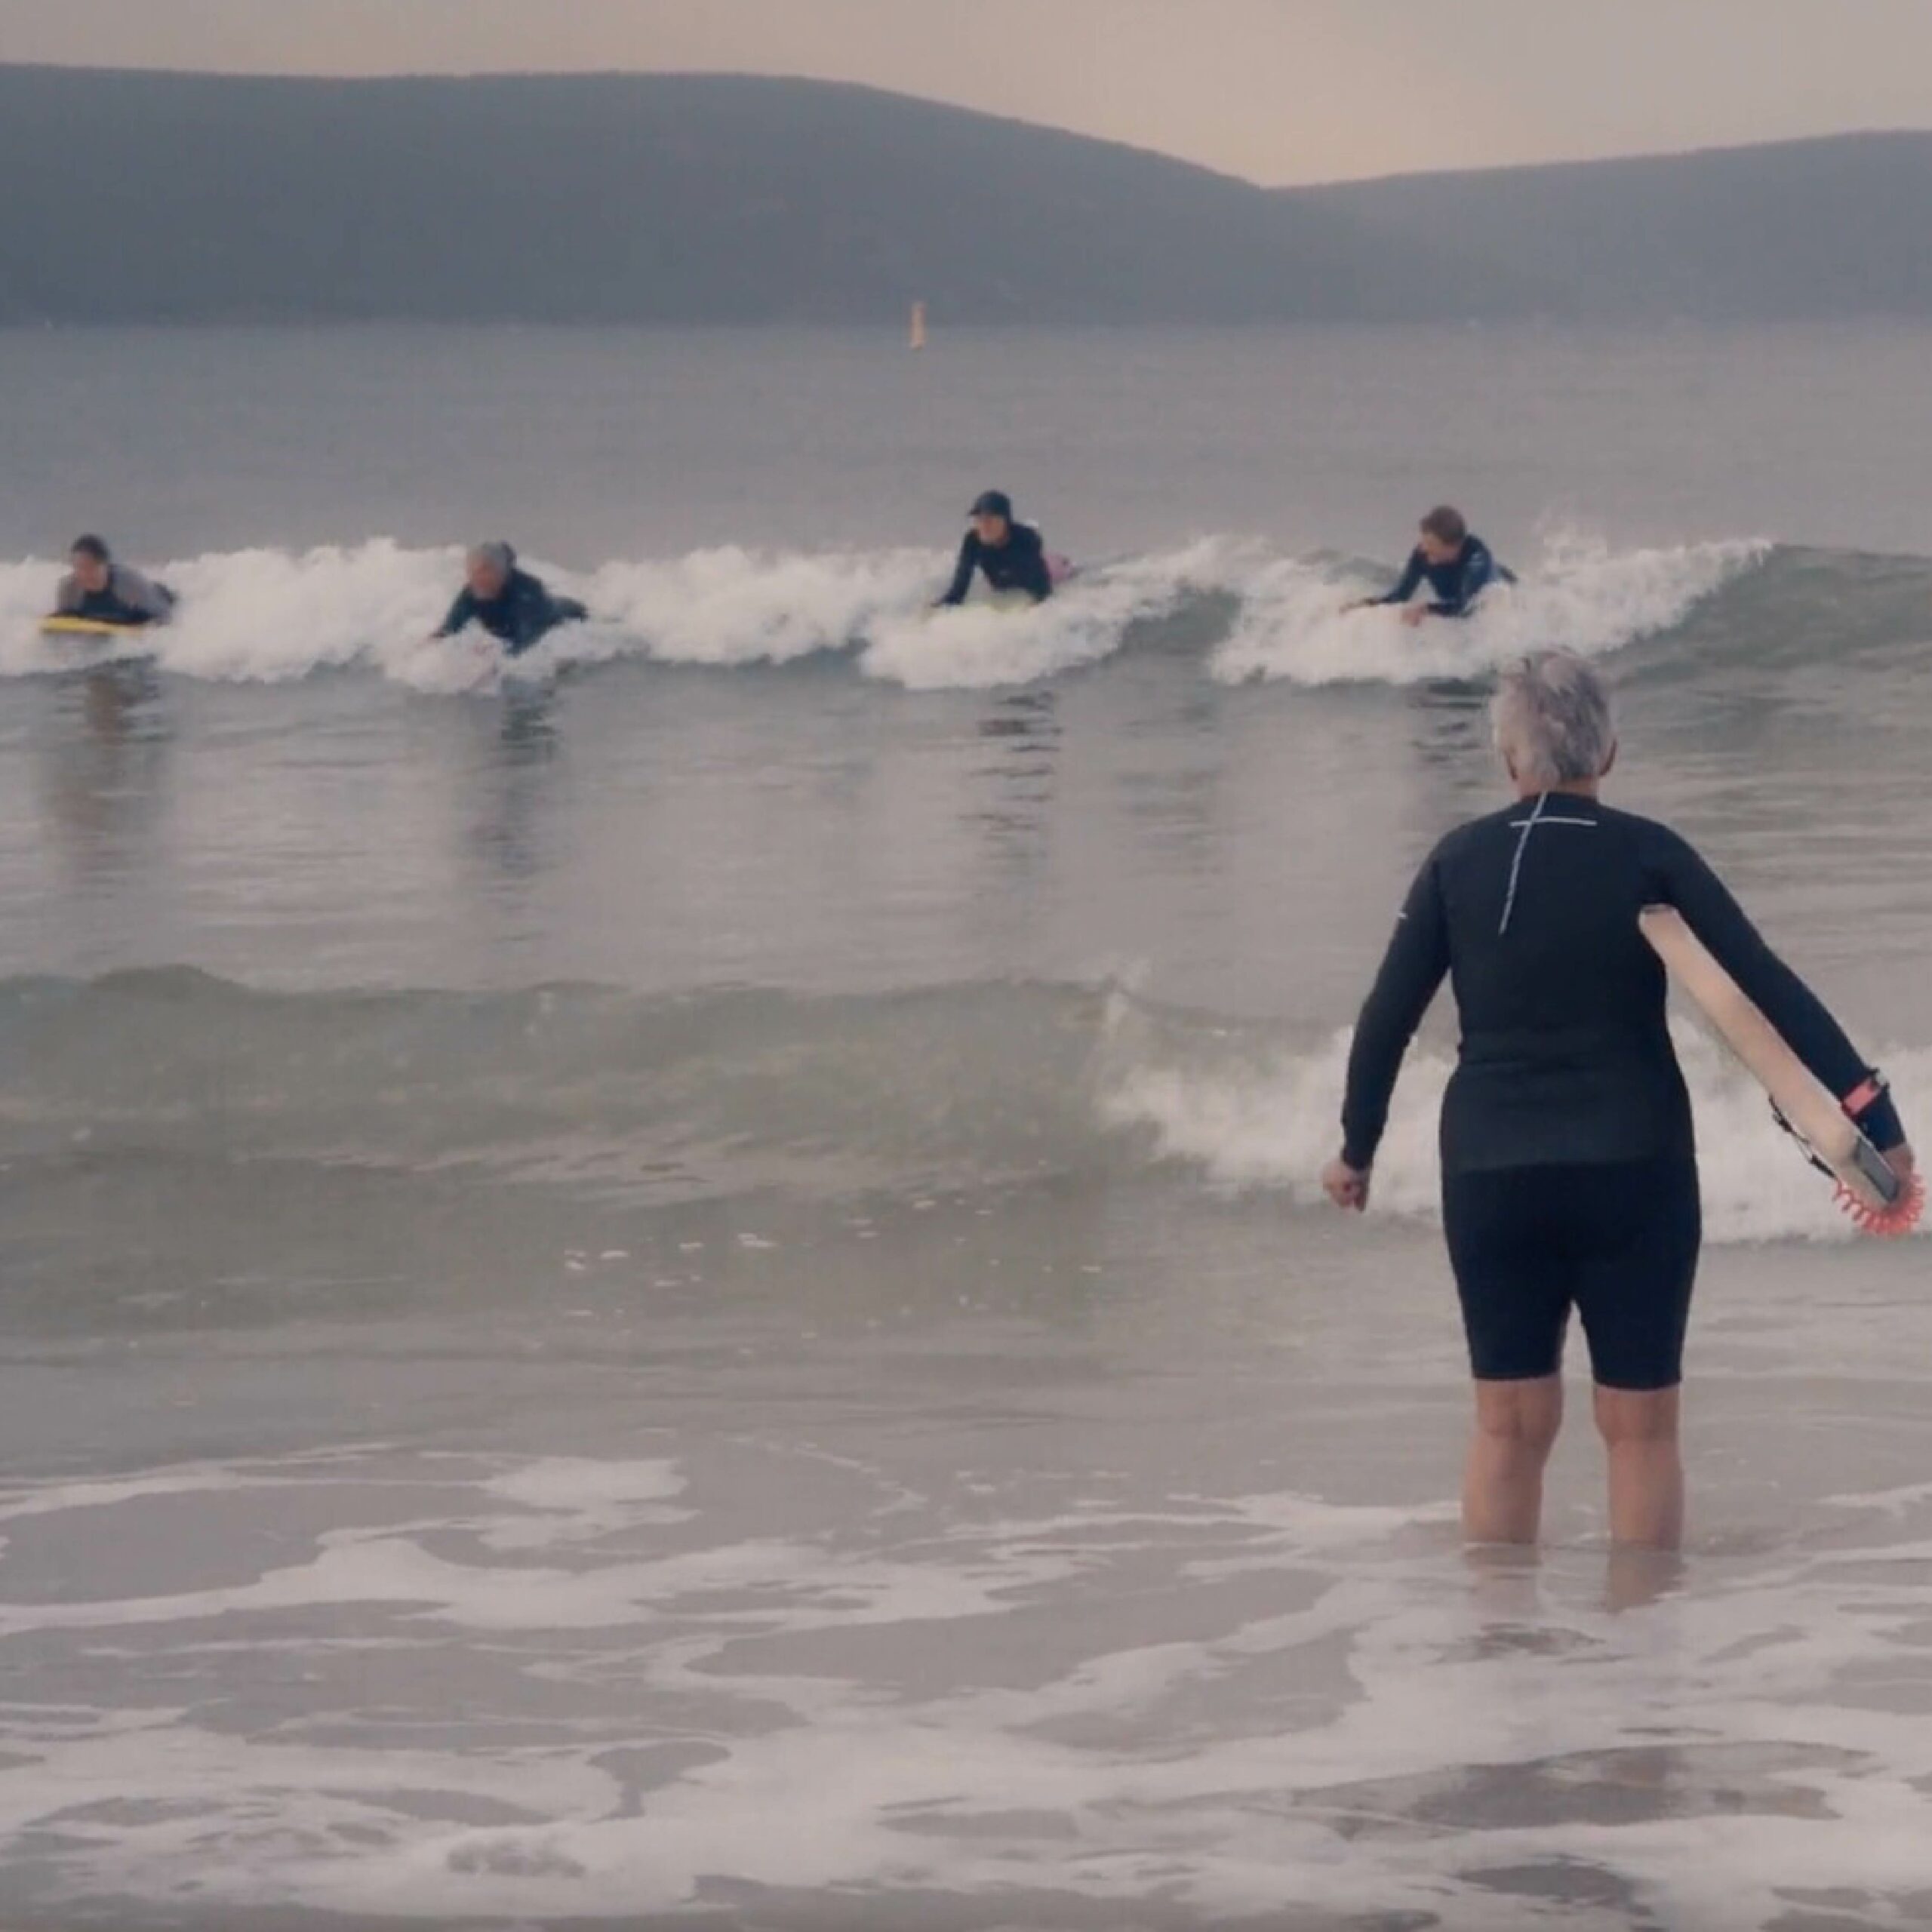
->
[[5, 0, 1932, 183]]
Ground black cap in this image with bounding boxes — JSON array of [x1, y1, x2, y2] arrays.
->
[[968, 491, 1013, 520]]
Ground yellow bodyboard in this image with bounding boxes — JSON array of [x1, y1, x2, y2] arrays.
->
[[40, 615, 149, 638]]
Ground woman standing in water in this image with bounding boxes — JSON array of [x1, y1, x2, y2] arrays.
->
[[1323, 651, 1913, 1549]]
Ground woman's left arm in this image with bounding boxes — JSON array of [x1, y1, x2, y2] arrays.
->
[[1335, 857, 1453, 1190], [1654, 825, 1906, 1152]]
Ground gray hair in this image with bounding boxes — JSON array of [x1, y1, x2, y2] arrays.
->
[[1490, 651, 1617, 786], [467, 540, 516, 574]]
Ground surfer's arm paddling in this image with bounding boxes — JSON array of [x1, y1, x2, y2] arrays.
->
[[435, 588, 482, 640], [1349, 549, 1426, 619], [936, 534, 983, 609]]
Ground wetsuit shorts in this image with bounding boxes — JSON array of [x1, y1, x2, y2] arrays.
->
[[1441, 1157, 1701, 1390]]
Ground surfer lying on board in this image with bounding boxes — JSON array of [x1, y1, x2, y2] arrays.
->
[[1346, 504, 1514, 626], [1321, 651, 1912, 1552], [935, 491, 1059, 608], [435, 543, 589, 657], [53, 535, 177, 628]]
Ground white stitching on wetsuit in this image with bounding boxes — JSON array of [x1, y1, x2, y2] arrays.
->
[[1498, 793, 1547, 934], [1498, 795, 1599, 934]]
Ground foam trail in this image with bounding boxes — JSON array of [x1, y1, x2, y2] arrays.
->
[[577, 544, 936, 668], [858, 539, 1230, 690], [1101, 1001, 1929, 1244], [0, 532, 1814, 694], [0, 540, 1221, 692], [0, 961, 1913, 1244], [1211, 534, 1766, 685], [0, 542, 503, 690]]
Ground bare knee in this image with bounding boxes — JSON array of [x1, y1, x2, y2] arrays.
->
[[1473, 1377, 1564, 1457], [1594, 1384, 1679, 1450]]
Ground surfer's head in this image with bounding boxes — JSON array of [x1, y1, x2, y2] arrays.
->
[[1417, 505, 1467, 566], [69, 534, 113, 596], [1492, 651, 1618, 795], [969, 491, 1014, 547], [465, 542, 516, 601]]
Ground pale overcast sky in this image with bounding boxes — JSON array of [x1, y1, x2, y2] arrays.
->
[[4, 0, 1930, 183]]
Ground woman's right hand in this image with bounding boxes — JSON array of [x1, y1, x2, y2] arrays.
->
[[1321, 1156, 1371, 1213]]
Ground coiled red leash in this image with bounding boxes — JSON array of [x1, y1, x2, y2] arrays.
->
[[1836, 1171, 1925, 1238], [1770, 1071, 1921, 1238], [1835, 1074, 1921, 1237]]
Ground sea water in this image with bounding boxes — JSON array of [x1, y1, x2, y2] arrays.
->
[[0, 324, 1927, 1930]]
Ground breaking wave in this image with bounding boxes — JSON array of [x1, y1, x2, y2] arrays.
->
[[0, 969, 1915, 1246], [0, 531, 1828, 694]]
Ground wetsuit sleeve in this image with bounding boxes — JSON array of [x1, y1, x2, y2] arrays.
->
[[553, 595, 589, 624], [937, 536, 979, 608], [1013, 528, 1054, 603], [1340, 857, 1452, 1170], [1650, 826, 1906, 1150], [1375, 549, 1427, 607], [435, 590, 476, 638], [54, 573, 80, 615], [117, 568, 174, 623]]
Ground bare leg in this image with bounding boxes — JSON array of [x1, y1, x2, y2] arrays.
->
[[1604, 1543, 1684, 1613], [1594, 1384, 1684, 1550], [1463, 1376, 1564, 1545]]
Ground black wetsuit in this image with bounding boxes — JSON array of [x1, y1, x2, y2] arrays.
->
[[437, 569, 589, 657], [938, 523, 1054, 608], [57, 565, 176, 627], [1375, 536, 1515, 619], [1341, 796, 1904, 1388]]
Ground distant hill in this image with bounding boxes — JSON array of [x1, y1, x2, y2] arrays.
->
[[2, 66, 1929, 325], [0, 66, 1504, 325], [1294, 133, 1932, 321]]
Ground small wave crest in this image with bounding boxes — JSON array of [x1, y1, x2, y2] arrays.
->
[[1100, 996, 1929, 1245], [1, 532, 1777, 694], [0, 969, 1914, 1244], [1209, 533, 1765, 685], [0, 539, 1220, 693]]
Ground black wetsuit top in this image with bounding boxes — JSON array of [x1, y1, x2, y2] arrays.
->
[[938, 523, 1054, 607], [1341, 796, 1904, 1174], [438, 569, 589, 657], [1376, 536, 1515, 618], [58, 565, 176, 627]]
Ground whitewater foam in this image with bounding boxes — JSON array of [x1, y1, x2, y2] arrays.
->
[[1210, 533, 1766, 685], [0, 533, 1767, 694], [1100, 997, 1929, 1245], [856, 539, 1230, 689], [5, 1435, 1932, 1927], [0, 966, 1915, 1245], [0, 540, 1199, 692], [580, 543, 934, 668]]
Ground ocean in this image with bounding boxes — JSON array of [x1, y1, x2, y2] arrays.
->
[[0, 322, 1927, 1930]]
